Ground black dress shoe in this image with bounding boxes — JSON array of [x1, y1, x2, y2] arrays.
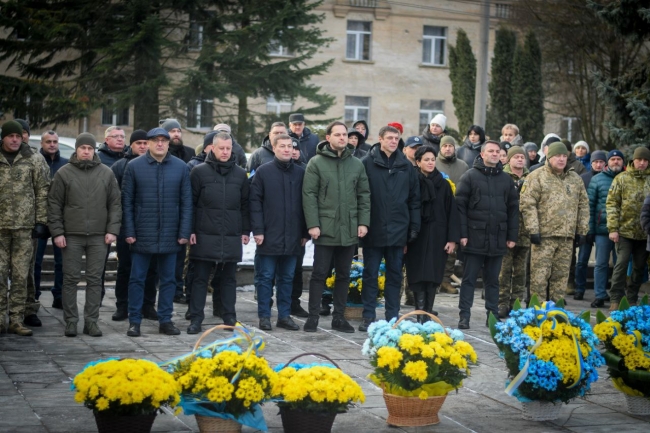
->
[[590, 298, 605, 308], [142, 305, 158, 320], [303, 316, 319, 332], [573, 292, 584, 300], [458, 318, 470, 330], [51, 298, 63, 309], [127, 322, 141, 337], [331, 317, 355, 333], [223, 317, 237, 327], [159, 322, 181, 335], [187, 322, 202, 334], [359, 318, 374, 332], [259, 317, 272, 331], [112, 308, 129, 321], [24, 314, 42, 327], [173, 294, 187, 304], [277, 317, 300, 331], [290, 304, 309, 318]]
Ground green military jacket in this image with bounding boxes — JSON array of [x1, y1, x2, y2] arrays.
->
[[519, 162, 589, 239], [504, 164, 530, 247], [0, 143, 50, 230], [302, 142, 370, 247], [605, 164, 650, 240]]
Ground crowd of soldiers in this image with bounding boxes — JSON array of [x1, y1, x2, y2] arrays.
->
[[1, 113, 649, 337]]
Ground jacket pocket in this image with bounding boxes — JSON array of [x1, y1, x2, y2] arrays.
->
[[467, 221, 487, 250], [319, 208, 336, 238], [497, 221, 507, 249], [349, 209, 358, 239]]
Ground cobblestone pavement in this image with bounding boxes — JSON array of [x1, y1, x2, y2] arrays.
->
[[1, 286, 649, 432]]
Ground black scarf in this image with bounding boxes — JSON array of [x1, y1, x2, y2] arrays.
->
[[418, 168, 443, 223]]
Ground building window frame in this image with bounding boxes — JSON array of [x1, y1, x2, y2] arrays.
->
[[188, 14, 204, 51], [187, 98, 213, 129], [419, 99, 444, 133], [422, 26, 447, 66], [101, 99, 129, 126], [346, 21, 372, 61], [266, 96, 293, 116], [344, 96, 370, 126]]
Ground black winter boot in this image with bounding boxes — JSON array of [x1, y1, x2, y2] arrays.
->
[[423, 284, 439, 320], [413, 289, 427, 324]]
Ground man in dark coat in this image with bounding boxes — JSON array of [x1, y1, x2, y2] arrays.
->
[[213, 123, 247, 169], [247, 122, 288, 172], [110, 130, 158, 322], [34, 131, 67, 309], [288, 113, 319, 162], [250, 134, 308, 331], [186, 132, 250, 334], [456, 140, 519, 329], [360, 125, 421, 329], [121, 127, 192, 337], [97, 126, 126, 167]]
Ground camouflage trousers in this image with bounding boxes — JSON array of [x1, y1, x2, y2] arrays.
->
[[529, 237, 573, 302], [498, 246, 530, 308], [0, 229, 34, 322], [25, 238, 40, 315]]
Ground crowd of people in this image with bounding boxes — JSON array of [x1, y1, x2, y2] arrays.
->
[[1, 112, 649, 337]]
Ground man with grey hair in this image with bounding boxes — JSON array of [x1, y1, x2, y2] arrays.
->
[[288, 113, 319, 162], [247, 122, 289, 172], [97, 126, 126, 167]]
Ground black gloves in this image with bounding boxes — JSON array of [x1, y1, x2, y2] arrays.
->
[[407, 230, 419, 244], [586, 233, 595, 245], [575, 234, 586, 246], [31, 223, 50, 239], [530, 233, 541, 245]]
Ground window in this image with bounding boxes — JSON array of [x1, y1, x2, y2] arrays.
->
[[346, 21, 371, 61], [350, 0, 378, 7], [101, 99, 129, 126], [495, 3, 513, 19], [266, 96, 293, 116], [560, 117, 583, 143], [269, 42, 294, 57], [188, 15, 203, 50], [419, 100, 444, 133], [422, 26, 446, 66], [187, 99, 213, 129], [344, 96, 370, 126]]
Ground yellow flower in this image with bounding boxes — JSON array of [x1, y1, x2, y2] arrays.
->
[[403, 361, 428, 382], [376, 347, 403, 371]]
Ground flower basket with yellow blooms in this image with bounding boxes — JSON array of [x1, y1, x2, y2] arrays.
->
[[272, 352, 365, 433], [326, 258, 385, 320], [72, 358, 181, 433], [362, 311, 477, 426], [594, 295, 650, 415], [488, 295, 605, 421], [164, 325, 276, 432]]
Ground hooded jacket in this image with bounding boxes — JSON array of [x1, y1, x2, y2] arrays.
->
[[587, 168, 620, 236], [421, 125, 445, 155], [456, 156, 519, 256], [249, 158, 307, 256], [348, 128, 367, 159], [247, 136, 275, 172], [457, 138, 483, 168], [47, 153, 121, 237], [302, 141, 371, 246], [97, 143, 124, 167], [289, 126, 319, 162], [189, 152, 250, 263], [606, 164, 650, 240], [361, 144, 421, 247], [121, 150, 192, 254], [353, 120, 371, 152]]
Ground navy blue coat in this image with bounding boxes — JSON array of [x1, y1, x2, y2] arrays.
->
[[121, 151, 192, 254], [249, 158, 307, 256], [110, 147, 139, 188], [189, 152, 250, 263], [361, 144, 421, 248], [40, 148, 68, 178], [97, 143, 124, 167]]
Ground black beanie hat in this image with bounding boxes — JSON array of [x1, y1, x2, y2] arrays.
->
[[129, 129, 148, 145], [75, 132, 97, 150], [1, 120, 24, 140], [15, 119, 30, 136], [203, 131, 218, 147]]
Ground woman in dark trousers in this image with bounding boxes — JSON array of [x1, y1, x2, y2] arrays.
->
[[404, 146, 460, 322]]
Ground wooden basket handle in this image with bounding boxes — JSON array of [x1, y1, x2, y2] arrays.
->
[[393, 310, 449, 335], [282, 352, 340, 370], [193, 325, 252, 352]]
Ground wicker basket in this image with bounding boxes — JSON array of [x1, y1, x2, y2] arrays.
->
[[521, 400, 562, 421], [195, 415, 242, 433], [625, 394, 650, 415], [383, 392, 446, 426], [279, 407, 337, 433], [344, 306, 363, 321], [93, 411, 156, 433]]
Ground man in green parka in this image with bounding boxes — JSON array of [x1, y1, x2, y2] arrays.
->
[[302, 121, 370, 333]]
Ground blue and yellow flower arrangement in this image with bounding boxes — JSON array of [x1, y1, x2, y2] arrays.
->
[[326, 259, 385, 304], [593, 296, 650, 399], [489, 295, 604, 403], [362, 315, 477, 399]]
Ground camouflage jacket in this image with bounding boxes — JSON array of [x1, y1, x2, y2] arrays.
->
[[0, 143, 50, 230], [605, 165, 650, 240], [504, 164, 530, 246], [519, 162, 589, 239]]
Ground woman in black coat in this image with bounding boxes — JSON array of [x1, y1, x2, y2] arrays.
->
[[404, 146, 460, 322]]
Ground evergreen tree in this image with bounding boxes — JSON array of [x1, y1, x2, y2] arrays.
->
[[512, 32, 544, 144], [448, 29, 476, 135], [486, 27, 516, 139]]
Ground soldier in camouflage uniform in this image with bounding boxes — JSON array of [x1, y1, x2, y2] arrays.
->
[[498, 147, 530, 317], [0, 120, 50, 336], [606, 146, 650, 310], [520, 141, 589, 302]]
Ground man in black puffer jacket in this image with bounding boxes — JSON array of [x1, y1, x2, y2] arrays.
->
[[455, 140, 519, 329], [250, 134, 308, 331], [187, 132, 250, 334]]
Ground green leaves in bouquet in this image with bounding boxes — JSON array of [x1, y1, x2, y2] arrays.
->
[[640, 294, 649, 306], [512, 299, 523, 311], [579, 310, 591, 324], [488, 312, 500, 343], [596, 310, 608, 324], [555, 298, 565, 308], [618, 297, 631, 311], [527, 294, 541, 309]]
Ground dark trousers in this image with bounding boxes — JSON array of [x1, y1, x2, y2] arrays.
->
[[114, 237, 157, 311], [128, 252, 176, 324], [34, 237, 63, 300], [574, 241, 593, 294], [185, 260, 221, 307], [459, 253, 503, 319], [308, 245, 356, 319], [609, 237, 649, 304], [362, 246, 404, 321], [292, 246, 306, 305], [175, 248, 186, 298], [189, 260, 237, 324]]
